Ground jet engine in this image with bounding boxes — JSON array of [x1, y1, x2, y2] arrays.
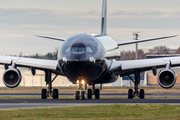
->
[[3, 67, 22, 88], [158, 69, 176, 89]]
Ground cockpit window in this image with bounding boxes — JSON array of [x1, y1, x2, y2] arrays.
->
[[79, 47, 86, 52], [86, 47, 93, 52], [71, 47, 79, 52], [66, 47, 93, 53], [65, 47, 71, 52]]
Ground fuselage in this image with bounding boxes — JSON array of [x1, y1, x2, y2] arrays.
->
[[57, 33, 118, 84]]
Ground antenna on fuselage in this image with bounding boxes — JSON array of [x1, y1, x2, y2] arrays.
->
[[101, 0, 107, 36]]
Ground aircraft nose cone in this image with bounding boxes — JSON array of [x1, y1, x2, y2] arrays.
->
[[70, 52, 86, 61]]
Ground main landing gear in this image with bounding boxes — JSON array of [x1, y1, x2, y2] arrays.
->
[[128, 70, 145, 99], [87, 84, 100, 99], [41, 70, 59, 99]]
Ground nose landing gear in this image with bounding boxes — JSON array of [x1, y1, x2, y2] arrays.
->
[[75, 79, 100, 100], [75, 79, 87, 100]]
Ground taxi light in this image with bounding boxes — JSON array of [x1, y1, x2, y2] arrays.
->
[[76, 80, 79, 84], [81, 79, 85, 84]]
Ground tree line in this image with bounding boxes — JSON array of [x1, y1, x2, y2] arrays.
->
[[16, 45, 180, 60], [121, 45, 180, 60], [19, 47, 59, 60]]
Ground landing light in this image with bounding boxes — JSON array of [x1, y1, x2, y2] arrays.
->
[[81, 79, 85, 84], [76, 79, 86, 85], [76, 80, 79, 84]]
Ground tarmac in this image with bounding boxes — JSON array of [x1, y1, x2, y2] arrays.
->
[[0, 93, 180, 110], [1, 93, 180, 97], [0, 99, 180, 110]]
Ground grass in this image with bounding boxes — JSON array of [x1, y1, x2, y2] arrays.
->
[[0, 104, 180, 119]]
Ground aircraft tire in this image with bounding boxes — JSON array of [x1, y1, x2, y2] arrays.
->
[[41, 89, 47, 99], [75, 91, 80, 100], [87, 89, 92, 99], [53, 89, 59, 99], [95, 89, 100, 99], [128, 89, 133, 99], [81, 91, 86, 100], [139, 89, 145, 99]]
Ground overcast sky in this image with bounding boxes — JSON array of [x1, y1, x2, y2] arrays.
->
[[0, 0, 180, 55]]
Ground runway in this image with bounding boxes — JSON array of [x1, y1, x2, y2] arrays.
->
[[1, 93, 180, 110], [0, 99, 180, 110], [1, 93, 180, 97]]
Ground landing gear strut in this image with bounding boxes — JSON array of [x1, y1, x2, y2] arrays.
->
[[128, 70, 145, 99], [41, 70, 59, 99]]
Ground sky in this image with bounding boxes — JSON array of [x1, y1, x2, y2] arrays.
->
[[0, 0, 180, 55]]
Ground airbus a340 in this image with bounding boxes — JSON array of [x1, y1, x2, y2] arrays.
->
[[1, 0, 178, 99]]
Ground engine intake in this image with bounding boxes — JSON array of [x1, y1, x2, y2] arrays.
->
[[3, 68, 22, 88], [158, 69, 176, 89]]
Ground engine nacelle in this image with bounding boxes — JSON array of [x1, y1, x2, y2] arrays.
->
[[3, 67, 22, 88], [158, 69, 176, 89]]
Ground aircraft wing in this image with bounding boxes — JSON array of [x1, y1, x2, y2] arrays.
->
[[0, 55, 60, 74], [109, 56, 180, 76], [117, 35, 177, 46], [36, 35, 66, 41]]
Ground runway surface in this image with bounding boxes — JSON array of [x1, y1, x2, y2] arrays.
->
[[0, 99, 180, 110], [1, 93, 180, 97], [1, 93, 180, 110]]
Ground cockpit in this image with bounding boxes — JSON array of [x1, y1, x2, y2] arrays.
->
[[58, 34, 106, 61], [65, 47, 93, 53]]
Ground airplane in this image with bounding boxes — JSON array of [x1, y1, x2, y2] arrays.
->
[[0, 0, 179, 100]]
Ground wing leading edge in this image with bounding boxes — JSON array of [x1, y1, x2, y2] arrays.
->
[[36, 35, 66, 41], [117, 35, 177, 46], [110, 56, 180, 76], [0, 55, 58, 71]]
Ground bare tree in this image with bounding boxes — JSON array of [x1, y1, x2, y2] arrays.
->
[[131, 49, 146, 60], [120, 50, 134, 60], [176, 47, 180, 54], [153, 46, 170, 54], [53, 46, 59, 59], [19, 52, 23, 57]]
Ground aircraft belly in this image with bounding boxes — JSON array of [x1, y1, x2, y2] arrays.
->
[[92, 71, 118, 84], [61, 62, 104, 83]]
